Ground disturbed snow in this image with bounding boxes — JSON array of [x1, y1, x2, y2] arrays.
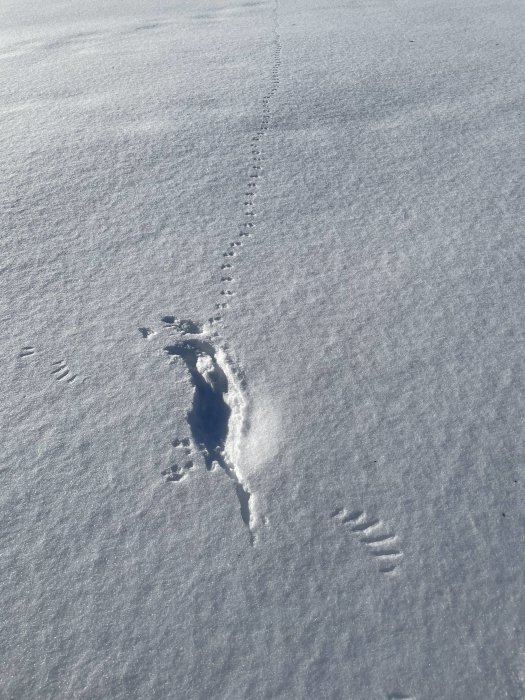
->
[[1, 0, 524, 698]]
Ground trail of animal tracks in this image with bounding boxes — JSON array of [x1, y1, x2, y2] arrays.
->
[[149, 2, 283, 540], [2, 0, 524, 698]]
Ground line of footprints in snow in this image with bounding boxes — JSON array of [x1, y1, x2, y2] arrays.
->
[[208, 32, 282, 328], [18, 346, 85, 385]]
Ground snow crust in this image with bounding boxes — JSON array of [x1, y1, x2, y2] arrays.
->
[[1, 0, 524, 698]]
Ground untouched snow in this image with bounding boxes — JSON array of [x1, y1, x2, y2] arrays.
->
[[1, 0, 524, 698]]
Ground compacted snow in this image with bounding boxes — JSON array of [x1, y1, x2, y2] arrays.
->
[[1, 0, 524, 698]]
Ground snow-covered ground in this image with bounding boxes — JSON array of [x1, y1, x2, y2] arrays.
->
[[2, 0, 524, 697]]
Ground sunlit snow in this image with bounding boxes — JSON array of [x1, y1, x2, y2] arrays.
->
[[2, 0, 524, 698]]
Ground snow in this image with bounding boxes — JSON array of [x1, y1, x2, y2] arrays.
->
[[1, 0, 524, 698]]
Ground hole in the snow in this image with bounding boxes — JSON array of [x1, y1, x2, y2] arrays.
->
[[165, 340, 230, 471]]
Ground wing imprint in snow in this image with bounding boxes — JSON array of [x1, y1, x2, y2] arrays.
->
[[19, 346, 35, 358], [50, 360, 83, 385], [332, 508, 404, 574]]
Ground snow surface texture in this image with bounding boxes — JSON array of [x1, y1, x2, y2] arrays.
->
[[1, 0, 524, 698]]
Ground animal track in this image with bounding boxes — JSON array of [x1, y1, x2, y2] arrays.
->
[[332, 508, 404, 574], [161, 437, 195, 482], [138, 327, 156, 339], [19, 346, 35, 358], [208, 0, 281, 330], [161, 317, 203, 335], [50, 360, 82, 385]]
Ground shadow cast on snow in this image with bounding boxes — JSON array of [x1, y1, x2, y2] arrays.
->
[[165, 339, 251, 528]]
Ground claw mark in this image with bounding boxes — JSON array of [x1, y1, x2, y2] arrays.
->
[[19, 346, 35, 358]]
